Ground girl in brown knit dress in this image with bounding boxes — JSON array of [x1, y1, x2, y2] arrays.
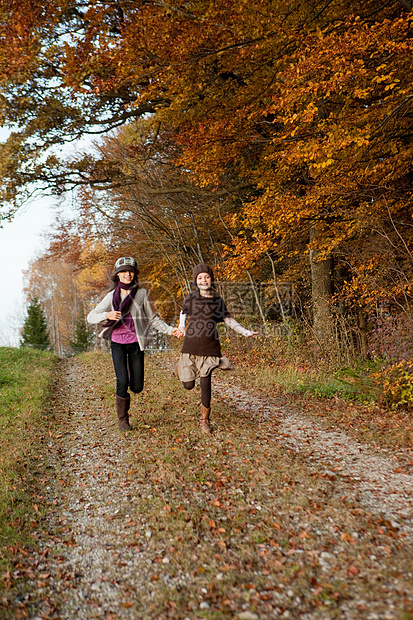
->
[[177, 264, 258, 433]]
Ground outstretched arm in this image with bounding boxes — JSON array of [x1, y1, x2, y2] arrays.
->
[[224, 317, 258, 337], [141, 291, 184, 338]]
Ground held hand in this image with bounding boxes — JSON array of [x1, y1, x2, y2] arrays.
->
[[107, 310, 122, 321], [249, 331, 259, 337], [172, 327, 185, 338]]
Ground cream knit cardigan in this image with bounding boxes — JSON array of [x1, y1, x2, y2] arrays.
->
[[87, 288, 174, 350]]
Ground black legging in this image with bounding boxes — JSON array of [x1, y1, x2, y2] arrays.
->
[[182, 373, 212, 408], [111, 341, 144, 398]]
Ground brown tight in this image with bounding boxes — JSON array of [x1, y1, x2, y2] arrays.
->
[[182, 373, 212, 408]]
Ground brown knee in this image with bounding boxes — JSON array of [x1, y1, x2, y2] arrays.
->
[[182, 380, 195, 390]]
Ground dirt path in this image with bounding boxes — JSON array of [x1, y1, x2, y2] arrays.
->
[[212, 374, 413, 536], [4, 353, 413, 620]]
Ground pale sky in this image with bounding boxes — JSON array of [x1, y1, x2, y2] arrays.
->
[[0, 198, 54, 346], [0, 127, 90, 346]]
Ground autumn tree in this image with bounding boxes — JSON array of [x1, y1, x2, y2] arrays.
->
[[2, 0, 409, 208], [1, 0, 412, 348], [23, 257, 83, 356], [77, 122, 247, 297]]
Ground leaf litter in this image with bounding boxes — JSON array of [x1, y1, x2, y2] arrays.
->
[[1, 351, 413, 619]]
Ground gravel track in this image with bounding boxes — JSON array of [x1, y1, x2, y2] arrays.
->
[[212, 374, 413, 536], [4, 354, 413, 620]]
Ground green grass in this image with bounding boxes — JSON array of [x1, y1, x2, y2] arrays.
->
[[0, 347, 56, 576], [246, 359, 382, 404]]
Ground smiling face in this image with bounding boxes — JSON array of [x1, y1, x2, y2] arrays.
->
[[196, 272, 212, 293], [117, 270, 135, 285]]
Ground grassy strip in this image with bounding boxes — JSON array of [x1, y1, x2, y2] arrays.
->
[[0, 347, 56, 581], [219, 333, 383, 404], [250, 360, 382, 403], [234, 362, 413, 450], [170, 334, 383, 406], [78, 352, 413, 618], [213, 338, 413, 450]]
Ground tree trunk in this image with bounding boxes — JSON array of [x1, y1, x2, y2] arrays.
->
[[246, 270, 267, 328], [358, 307, 368, 359], [310, 227, 333, 342]]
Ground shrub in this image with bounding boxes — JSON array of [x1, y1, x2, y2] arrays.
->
[[368, 313, 413, 362], [377, 360, 413, 409]]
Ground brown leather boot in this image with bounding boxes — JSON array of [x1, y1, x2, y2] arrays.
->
[[200, 404, 211, 434], [116, 394, 131, 431]]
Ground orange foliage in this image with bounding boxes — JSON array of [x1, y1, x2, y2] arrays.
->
[[0, 0, 412, 310]]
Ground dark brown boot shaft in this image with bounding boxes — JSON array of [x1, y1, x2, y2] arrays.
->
[[116, 394, 131, 431]]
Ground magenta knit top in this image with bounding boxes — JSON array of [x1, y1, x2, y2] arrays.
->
[[111, 313, 138, 344]]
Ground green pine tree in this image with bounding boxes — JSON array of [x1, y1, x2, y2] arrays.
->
[[20, 297, 50, 350], [70, 309, 94, 354]]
